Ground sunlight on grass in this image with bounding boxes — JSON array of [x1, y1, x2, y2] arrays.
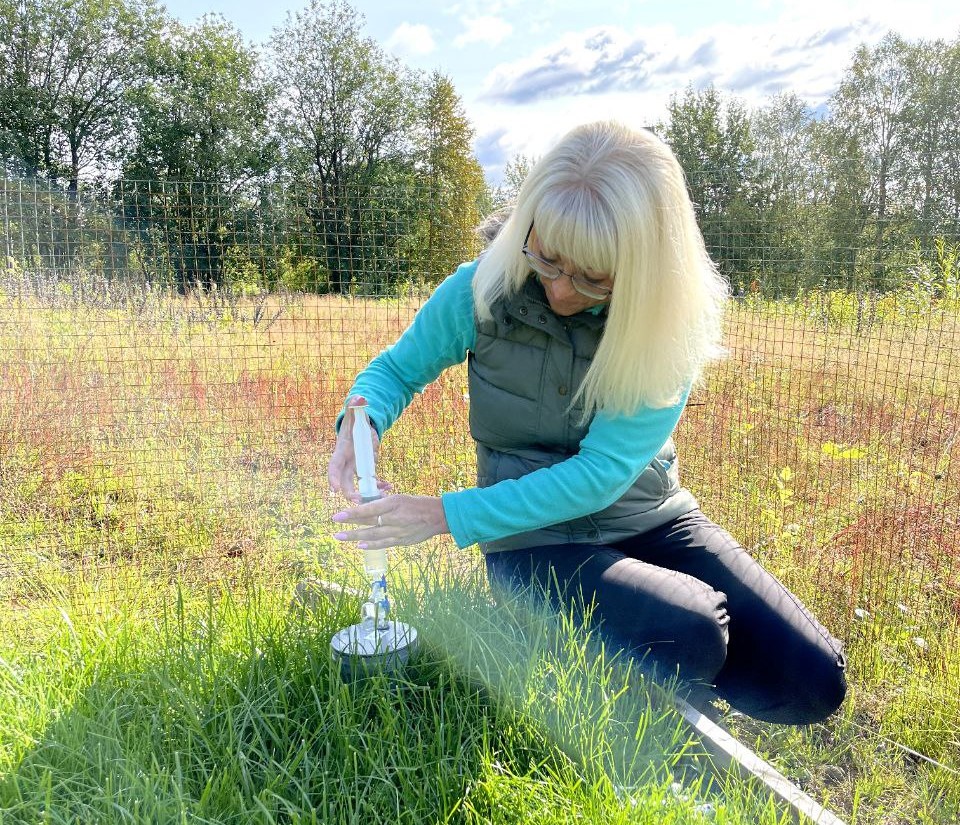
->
[[0, 567, 789, 824]]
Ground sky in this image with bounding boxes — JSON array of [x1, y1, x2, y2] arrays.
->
[[162, 0, 960, 183]]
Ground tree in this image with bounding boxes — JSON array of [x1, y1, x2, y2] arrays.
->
[[412, 71, 486, 282], [835, 33, 913, 286], [488, 153, 536, 211], [124, 15, 274, 187], [0, 0, 53, 176], [749, 94, 819, 290], [812, 33, 918, 292], [660, 85, 761, 286], [120, 15, 277, 289], [936, 38, 960, 228], [268, 0, 421, 293], [899, 35, 960, 232], [0, 0, 159, 189], [661, 86, 755, 212], [751, 94, 814, 208]]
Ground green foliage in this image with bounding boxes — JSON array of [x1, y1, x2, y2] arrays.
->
[[408, 71, 486, 285], [1, 0, 495, 297], [489, 153, 538, 210], [118, 17, 276, 290], [274, 248, 327, 293], [651, 34, 960, 298], [6, 4, 960, 300], [0, 177, 159, 285], [0, 0, 161, 187], [905, 237, 960, 309], [124, 15, 276, 185], [733, 236, 960, 331], [269, 0, 421, 294], [659, 85, 762, 281]]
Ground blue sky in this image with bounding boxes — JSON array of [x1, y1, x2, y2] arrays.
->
[[163, 0, 960, 182]]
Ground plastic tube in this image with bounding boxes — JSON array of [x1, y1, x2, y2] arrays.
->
[[351, 404, 381, 502], [363, 545, 389, 625]]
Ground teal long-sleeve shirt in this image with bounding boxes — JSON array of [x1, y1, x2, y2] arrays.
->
[[344, 259, 690, 550]]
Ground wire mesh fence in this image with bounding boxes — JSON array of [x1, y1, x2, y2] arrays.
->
[[1, 176, 958, 772]]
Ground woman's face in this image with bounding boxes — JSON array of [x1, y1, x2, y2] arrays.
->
[[525, 228, 614, 316]]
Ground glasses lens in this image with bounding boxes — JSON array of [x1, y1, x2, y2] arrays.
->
[[524, 252, 560, 281], [524, 250, 611, 300], [570, 276, 611, 300]]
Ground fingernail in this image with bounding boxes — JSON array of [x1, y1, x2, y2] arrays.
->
[[333, 532, 348, 540], [332, 512, 347, 521]]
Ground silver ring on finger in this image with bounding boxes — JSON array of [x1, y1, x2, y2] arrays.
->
[[377, 515, 383, 527]]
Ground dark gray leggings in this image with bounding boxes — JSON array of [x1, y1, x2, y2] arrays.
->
[[484, 509, 847, 725]]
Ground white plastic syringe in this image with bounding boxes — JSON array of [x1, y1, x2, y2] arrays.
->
[[351, 404, 381, 503]]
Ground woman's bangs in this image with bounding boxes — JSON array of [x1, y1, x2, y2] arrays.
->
[[532, 200, 618, 277]]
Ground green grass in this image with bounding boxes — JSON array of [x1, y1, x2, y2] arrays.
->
[[0, 567, 790, 824]]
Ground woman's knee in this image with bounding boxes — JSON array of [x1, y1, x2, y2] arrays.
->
[[673, 602, 730, 682], [770, 622, 849, 724], [728, 642, 848, 725], [793, 648, 848, 724], [616, 596, 730, 685]]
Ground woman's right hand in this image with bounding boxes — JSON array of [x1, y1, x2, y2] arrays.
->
[[327, 395, 392, 503]]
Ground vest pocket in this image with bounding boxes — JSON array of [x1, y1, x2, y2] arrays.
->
[[654, 445, 681, 496], [472, 333, 542, 402], [652, 455, 671, 489], [468, 364, 540, 445]]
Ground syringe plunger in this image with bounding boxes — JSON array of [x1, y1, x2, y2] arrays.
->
[[351, 405, 380, 501]]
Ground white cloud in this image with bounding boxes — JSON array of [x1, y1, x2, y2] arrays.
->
[[477, 16, 893, 110], [470, 17, 869, 182], [472, 94, 666, 182], [480, 26, 656, 103], [386, 22, 436, 57], [777, 0, 960, 40], [454, 16, 513, 48]]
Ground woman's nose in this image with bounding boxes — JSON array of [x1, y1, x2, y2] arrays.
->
[[546, 272, 577, 300]]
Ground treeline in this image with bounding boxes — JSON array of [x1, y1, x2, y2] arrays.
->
[[657, 31, 960, 297], [0, 0, 486, 293], [1, 0, 959, 299]]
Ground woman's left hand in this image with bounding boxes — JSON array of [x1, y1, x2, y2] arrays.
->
[[332, 494, 449, 550]]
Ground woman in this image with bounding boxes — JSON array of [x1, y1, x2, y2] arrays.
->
[[328, 121, 846, 724]]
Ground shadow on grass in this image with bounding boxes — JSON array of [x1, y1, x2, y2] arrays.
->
[[0, 568, 783, 824]]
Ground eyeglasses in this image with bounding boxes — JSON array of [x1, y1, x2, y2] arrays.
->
[[521, 222, 613, 301]]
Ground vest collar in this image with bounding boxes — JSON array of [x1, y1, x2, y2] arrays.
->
[[503, 277, 608, 341]]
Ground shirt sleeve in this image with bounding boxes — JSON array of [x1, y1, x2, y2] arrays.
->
[[338, 260, 479, 436], [440, 387, 690, 548]]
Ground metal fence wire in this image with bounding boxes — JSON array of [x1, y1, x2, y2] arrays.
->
[[1, 177, 958, 767]]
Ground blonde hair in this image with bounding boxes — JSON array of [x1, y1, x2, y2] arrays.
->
[[473, 121, 728, 415]]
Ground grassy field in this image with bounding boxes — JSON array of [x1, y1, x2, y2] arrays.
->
[[1, 279, 958, 823]]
